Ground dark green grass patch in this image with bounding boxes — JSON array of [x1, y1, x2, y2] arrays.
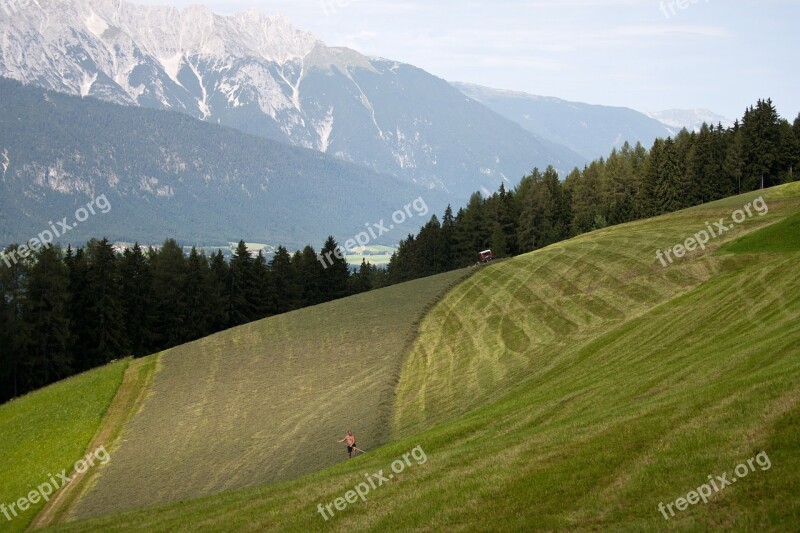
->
[[719, 210, 800, 254]]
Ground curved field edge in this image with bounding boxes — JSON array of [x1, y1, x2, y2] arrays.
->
[[392, 184, 800, 438], [718, 210, 800, 254], [45, 182, 800, 531], [66, 268, 472, 521], [0, 360, 128, 533], [30, 356, 160, 529]]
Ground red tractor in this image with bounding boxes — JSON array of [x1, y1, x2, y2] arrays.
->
[[479, 249, 494, 263]]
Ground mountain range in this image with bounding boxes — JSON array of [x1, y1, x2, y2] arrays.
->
[[0, 0, 736, 248], [0, 0, 588, 199], [453, 82, 675, 160], [0, 78, 448, 248]]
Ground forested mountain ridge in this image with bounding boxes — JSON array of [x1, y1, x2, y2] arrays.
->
[[0, 77, 446, 247]]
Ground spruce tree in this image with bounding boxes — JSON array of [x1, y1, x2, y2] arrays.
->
[[517, 172, 553, 251], [544, 166, 570, 242], [184, 247, 214, 342], [298, 246, 324, 306], [119, 244, 154, 357], [209, 250, 230, 331], [354, 259, 373, 294], [23, 245, 71, 386], [416, 216, 443, 275], [568, 164, 604, 233], [150, 239, 188, 347], [66, 246, 94, 371], [319, 236, 349, 301], [654, 138, 682, 214], [252, 251, 271, 317], [685, 124, 716, 205], [86, 238, 126, 365], [642, 138, 664, 216], [387, 236, 417, 284], [454, 192, 489, 262], [723, 126, 744, 194], [777, 119, 797, 182], [440, 205, 457, 270], [228, 241, 257, 326], [490, 183, 518, 256], [0, 246, 29, 400], [269, 246, 297, 314], [741, 99, 782, 189]]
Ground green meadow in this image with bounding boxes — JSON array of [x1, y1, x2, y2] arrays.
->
[[0, 361, 127, 533], [3, 184, 798, 531]]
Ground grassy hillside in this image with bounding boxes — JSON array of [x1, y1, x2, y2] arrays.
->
[[0, 360, 127, 533], [63, 269, 470, 522], [47, 183, 800, 531], [391, 189, 789, 437]]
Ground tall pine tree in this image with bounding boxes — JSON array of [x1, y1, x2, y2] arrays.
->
[[86, 238, 126, 366], [23, 245, 71, 386]]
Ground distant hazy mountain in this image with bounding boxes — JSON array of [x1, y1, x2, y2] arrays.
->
[[0, 78, 449, 249], [646, 109, 735, 135], [0, 0, 585, 199], [452, 82, 672, 161]]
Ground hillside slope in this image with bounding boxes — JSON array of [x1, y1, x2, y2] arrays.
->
[[0, 360, 127, 533], [391, 189, 788, 436], [56, 269, 470, 522], [48, 183, 800, 531]]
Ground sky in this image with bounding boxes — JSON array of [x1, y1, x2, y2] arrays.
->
[[130, 0, 800, 121]]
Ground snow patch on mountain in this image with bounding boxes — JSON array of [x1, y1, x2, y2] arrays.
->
[[316, 107, 334, 152], [159, 53, 184, 85], [80, 72, 97, 97], [85, 11, 109, 37], [646, 109, 734, 134], [1, 148, 9, 178]]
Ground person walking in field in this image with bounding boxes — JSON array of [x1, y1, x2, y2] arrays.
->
[[338, 431, 357, 458]]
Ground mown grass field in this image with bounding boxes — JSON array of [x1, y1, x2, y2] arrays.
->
[[63, 269, 470, 522], [45, 183, 800, 532], [391, 189, 792, 437], [0, 360, 127, 533]]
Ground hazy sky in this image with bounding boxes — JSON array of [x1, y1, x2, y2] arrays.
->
[[131, 0, 800, 121]]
